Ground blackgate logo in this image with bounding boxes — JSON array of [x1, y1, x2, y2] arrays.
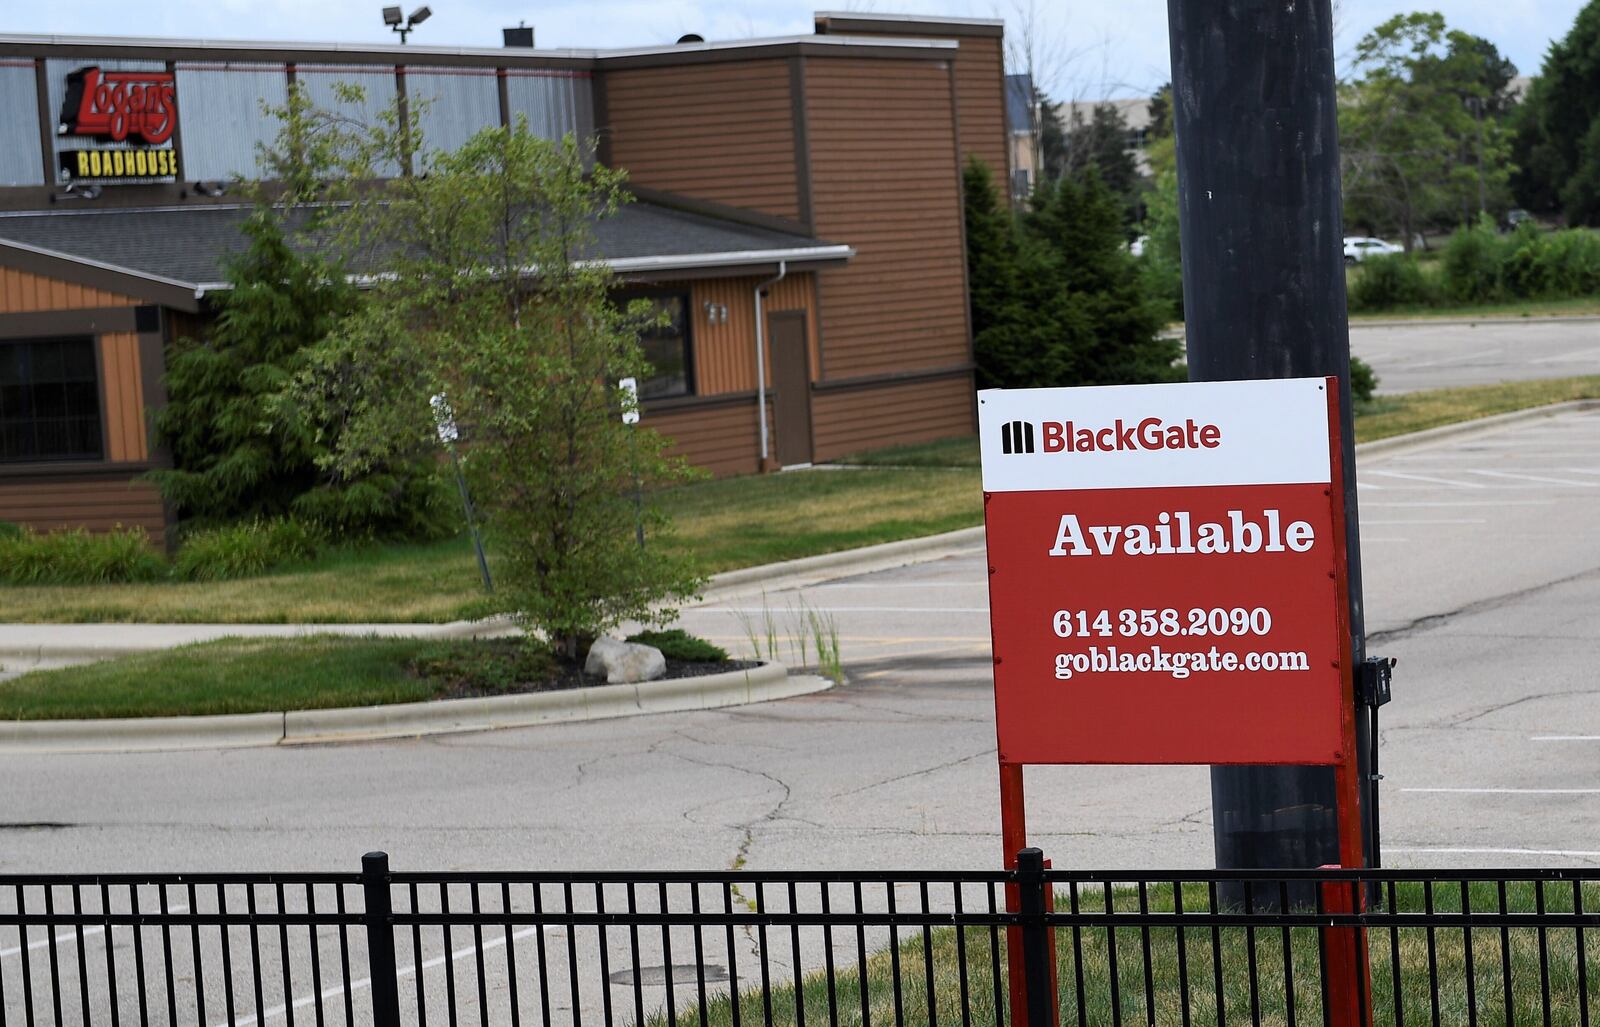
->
[[999, 420, 1036, 454], [997, 417, 1223, 455]]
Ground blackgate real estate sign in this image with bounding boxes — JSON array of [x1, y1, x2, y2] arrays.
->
[[979, 377, 1354, 767]]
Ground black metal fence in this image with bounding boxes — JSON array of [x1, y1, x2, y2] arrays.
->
[[0, 850, 1595, 1027]]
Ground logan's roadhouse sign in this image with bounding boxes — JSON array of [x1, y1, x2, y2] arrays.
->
[[979, 377, 1351, 767], [56, 66, 180, 185]]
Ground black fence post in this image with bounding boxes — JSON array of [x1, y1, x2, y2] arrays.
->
[[362, 851, 403, 1027], [1016, 847, 1054, 1027]]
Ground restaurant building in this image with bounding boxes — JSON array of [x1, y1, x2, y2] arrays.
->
[[0, 13, 1007, 545]]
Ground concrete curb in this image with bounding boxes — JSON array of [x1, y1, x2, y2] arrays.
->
[[1353, 399, 1600, 459], [1349, 314, 1600, 329], [701, 526, 987, 602], [0, 662, 828, 754]]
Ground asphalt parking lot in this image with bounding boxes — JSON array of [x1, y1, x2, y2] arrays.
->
[[1349, 317, 1600, 393]]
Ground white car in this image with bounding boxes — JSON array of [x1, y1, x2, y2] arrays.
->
[[1343, 236, 1403, 263]]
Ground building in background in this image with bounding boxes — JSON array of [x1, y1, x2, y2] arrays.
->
[[1058, 97, 1154, 175], [0, 14, 1008, 544], [1005, 73, 1040, 201]]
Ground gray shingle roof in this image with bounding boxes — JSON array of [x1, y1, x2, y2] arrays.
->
[[0, 200, 846, 290]]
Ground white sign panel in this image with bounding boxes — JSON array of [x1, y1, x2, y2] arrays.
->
[[977, 377, 1333, 493]]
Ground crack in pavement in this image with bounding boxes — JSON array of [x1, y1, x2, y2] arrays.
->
[[1366, 564, 1600, 646], [828, 748, 994, 799], [1435, 687, 1600, 728]]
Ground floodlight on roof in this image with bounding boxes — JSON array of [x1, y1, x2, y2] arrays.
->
[[408, 6, 431, 25], [382, 6, 402, 26], [386, 3, 429, 43]]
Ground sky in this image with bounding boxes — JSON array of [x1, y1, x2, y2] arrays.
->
[[3, 0, 1586, 101]]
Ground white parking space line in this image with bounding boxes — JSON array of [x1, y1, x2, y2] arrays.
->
[[1386, 847, 1600, 858], [1531, 346, 1600, 363], [220, 925, 561, 1027], [1531, 735, 1600, 742], [1360, 500, 1555, 508], [692, 606, 990, 614], [1368, 470, 1487, 489], [1, 905, 190, 962], [1360, 519, 1486, 525], [1465, 469, 1599, 487], [1401, 788, 1600, 795]]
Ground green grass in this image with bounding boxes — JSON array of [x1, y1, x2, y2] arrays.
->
[[1354, 374, 1600, 443], [1348, 295, 1600, 320], [0, 636, 567, 719], [656, 881, 1600, 1027], [2, 376, 1596, 625]]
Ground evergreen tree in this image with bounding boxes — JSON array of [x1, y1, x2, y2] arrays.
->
[[1512, 0, 1600, 222], [964, 160, 1180, 390], [1025, 171, 1179, 385]]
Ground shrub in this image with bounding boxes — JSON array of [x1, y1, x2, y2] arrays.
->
[[0, 521, 22, 540], [1535, 228, 1600, 296], [1349, 356, 1380, 404], [173, 518, 323, 582], [1349, 254, 1434, 310], [1441, 214, 1507, 303], [626, 629, 729, 663], [0, 526, 167, 585], [1499, 222, 1553, 298]]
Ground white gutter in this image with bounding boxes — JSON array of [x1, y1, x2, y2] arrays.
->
[[194, 245, 854, 297], [752, 260, 788, 466]]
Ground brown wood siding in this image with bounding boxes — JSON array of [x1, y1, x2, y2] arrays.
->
[[0, 268, 139, 312], [811, 373, 975, 461], [602, 61, 803, 222], [98, 332, 150, 463], [0, 476, 168, 547], [951, 36, 1009, 176], [804, 58, 972, 381], [687, 273, 819, 396], [644, 398, 770, 478]]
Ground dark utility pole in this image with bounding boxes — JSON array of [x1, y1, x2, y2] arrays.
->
[[1166, 0, 1374, 872]]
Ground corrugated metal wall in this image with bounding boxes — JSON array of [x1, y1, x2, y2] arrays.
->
[[406, 66, 501, 157], [504, 69, 594, 144], [0, 61, 44, 186], [296, 65, 401, 176], [175, 62, 289, 181]]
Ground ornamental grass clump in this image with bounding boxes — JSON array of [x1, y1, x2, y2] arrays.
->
[[0, 526, 167, 585], [173, 518, 323, 581]]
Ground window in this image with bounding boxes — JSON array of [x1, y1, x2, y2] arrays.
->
[[625, 292, 693, 401], [0, 337, 103, 463]]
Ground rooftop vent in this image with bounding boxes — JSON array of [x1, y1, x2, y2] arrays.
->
[[676, 33, 704, 44], [503, 24, 534, 47]]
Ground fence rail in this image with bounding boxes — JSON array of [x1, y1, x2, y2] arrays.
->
[[0, 851, 1595, 1027]]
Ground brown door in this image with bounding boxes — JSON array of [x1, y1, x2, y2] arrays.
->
[[769, 312, 814, 466]]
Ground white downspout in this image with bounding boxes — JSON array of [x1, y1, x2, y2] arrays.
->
[[753, 260, 787, 465]]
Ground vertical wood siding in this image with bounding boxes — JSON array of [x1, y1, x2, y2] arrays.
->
[[686, 272, 818, 396], [601, 60, 803, 222], [804, 57, 971, 381], [99, 332, 148, 463], [811, 373, 975, 461], [0, 268, 138, 312]]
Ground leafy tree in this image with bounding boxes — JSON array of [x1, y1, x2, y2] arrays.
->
[[150, 85, 450, 538], [1340, 13, 1517, 244], [1058, 103, 1142, 223], [1512, 0, 1600, 222], [292, 110, 703, 657]]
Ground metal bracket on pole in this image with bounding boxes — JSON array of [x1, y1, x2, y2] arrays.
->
[[1357, 656, 1395, 867]]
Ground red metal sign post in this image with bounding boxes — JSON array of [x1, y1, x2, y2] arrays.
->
[[979, 377, 1368, 1027]]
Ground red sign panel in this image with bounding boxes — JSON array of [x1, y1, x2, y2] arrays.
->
[[60, 67, 178, 145], [979, 377, 1350, 767]]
